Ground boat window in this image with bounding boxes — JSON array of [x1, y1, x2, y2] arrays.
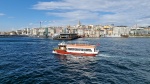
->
[[85, 49, 92, 52], [68, 48, 74, 50], [75, 48, 80, 51], [67, 48, 92, 52]]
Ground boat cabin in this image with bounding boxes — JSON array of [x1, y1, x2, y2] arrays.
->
[[58, 45, 66, 50], [57, 42, 66, 50], [66, 44, 97, 53]]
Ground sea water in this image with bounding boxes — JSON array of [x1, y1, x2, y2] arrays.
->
[[0, 37, 150, 84]]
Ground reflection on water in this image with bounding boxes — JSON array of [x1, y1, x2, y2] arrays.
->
[[54, 54, 67, 60], [54, 54, 97, 62]]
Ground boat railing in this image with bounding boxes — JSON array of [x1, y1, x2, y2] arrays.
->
[[67, 41, 93, 45], [58, 41, 99, 46], [58, 41, 66, 45]]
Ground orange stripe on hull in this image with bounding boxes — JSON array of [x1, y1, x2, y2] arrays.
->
[[54, 50, 97, 56]]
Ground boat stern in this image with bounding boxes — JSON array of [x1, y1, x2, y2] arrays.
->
[[94, 50, 100, 55]]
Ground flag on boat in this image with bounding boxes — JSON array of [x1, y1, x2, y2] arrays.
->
[[96, 43, 100, 46]]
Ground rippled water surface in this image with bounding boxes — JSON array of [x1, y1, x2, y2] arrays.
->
[[0, 37, 150, 84]]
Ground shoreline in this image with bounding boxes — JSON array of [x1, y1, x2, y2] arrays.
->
[[0, 35, 150, 38], [0, 35, 28, 37]]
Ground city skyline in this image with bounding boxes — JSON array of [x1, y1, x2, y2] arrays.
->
[[0, 0, 150, 31]]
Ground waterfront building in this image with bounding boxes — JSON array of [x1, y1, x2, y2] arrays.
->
[[89, 30, 95, 37], [143, 27, 150, 35], [27, 28, 30, 35], [32, 28, 39, 36], [48, 27, 64, 37], [88, 25, 94, 29], [21, 28, 31, 35], [48, 27, 54, 37], [100, 30, 105, 37], [129, 27, 144, 36], [95, 30, 101, 37], [99, 27, 105, 37], [29, 28, 33, 35], [103, 25, 111, 35], [129, 27, 150, 36], [22, 28, 27, 35], [55, 27, 63, 34], [0, 32, 4, 35], [38, 28, 45, 36], [16, 30, 22, 35], [10, 31, 17, 35], [67, 26, 78, 34], [77, 28, 84, 36], [68, 27, 77, 33], [108, 29, 113, 36], [113, 26, 130, 36], [84, 29, 90, 37]]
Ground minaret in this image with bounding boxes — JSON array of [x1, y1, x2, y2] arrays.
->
[[78, 20, 81, 26], [76, 20, 81, 28]]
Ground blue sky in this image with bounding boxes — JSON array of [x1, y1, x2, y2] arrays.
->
[[0, 0, 150, 31]]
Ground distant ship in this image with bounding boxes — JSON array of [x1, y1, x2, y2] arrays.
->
[[52, 33, 79, 40], [121, 34, 129, 38], [52, 33, 60, 38], [104, 34, 129, 38], [104, 35, 121, 37]]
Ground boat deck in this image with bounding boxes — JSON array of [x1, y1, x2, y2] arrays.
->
[[67, 44, 95, 48]]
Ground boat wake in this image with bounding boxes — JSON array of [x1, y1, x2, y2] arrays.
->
[[97, 53, 119, 58]]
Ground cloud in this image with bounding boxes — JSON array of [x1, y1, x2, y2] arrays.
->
[[32, 0, 150, 26], [47, 10, 99, 20], [0, 13, 5, 16], [32, 1, 72, 10]]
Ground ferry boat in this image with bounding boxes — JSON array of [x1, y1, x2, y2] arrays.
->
[[121, 34, 129, 38], [52, 41, 99, 56], [52, 33, 79, 40]]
